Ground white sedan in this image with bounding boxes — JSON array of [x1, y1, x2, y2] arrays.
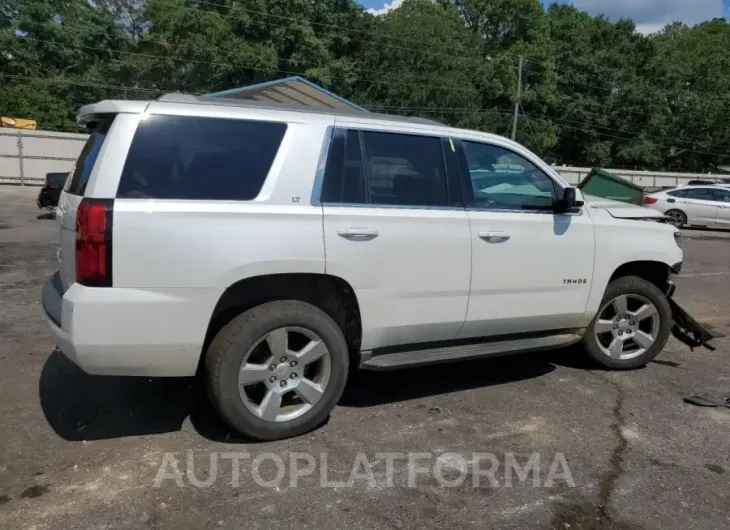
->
[[643, 185, 730, 228]]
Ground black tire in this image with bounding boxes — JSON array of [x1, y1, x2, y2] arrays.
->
[[582, 276, 672, 370], [205, 300, 349, 441], [664, 209, 687, 228]]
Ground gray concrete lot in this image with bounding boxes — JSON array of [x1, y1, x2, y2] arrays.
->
[[1, 186, 729, 529]]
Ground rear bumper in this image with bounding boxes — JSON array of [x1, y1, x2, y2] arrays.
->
[[41, 272, 213, 377]]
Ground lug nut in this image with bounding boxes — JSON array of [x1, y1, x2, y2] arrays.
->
[[613, 325, 618, 330], [269, 364, 276, 371], [630, 321, 636, 326], [626, 329, 632, 334], [290, 373, 297, 379], [290, 360, 297, 367], [269, 376, 276, 383], [618, 331, 623, 336], [280, 357, 287, 363], [280, 380, 287, 387]]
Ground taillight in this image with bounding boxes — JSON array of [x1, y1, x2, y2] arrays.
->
[[76, 198, 113, 287], [643, 196, 658, 204]]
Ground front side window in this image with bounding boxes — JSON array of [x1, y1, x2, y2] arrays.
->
[[462, 141, 556, 210], [117, 115, 287, 200]]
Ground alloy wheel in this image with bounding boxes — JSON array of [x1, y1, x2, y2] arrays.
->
[[593, 294, 660, 360], [237, 326, 332, 422]]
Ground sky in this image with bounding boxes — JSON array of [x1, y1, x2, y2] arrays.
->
[[361, 0, 730, 34]]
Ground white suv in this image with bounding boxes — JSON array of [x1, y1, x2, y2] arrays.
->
[[42, 94, 710, 440]]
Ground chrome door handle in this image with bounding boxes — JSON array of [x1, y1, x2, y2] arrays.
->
[[478, 231, 510, 243], [337, 228, 379, 241]]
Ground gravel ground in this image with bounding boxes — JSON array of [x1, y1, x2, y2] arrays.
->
[[1, 186, 729, 530]]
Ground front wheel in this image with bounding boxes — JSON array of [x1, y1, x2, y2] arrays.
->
[[205, 301, 349, 440], [583, 276, 672, 370]]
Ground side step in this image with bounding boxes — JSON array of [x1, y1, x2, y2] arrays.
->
[[360, 333, 582, 371]]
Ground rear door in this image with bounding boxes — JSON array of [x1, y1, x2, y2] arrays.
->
[[710, 187, 730, 225], [319, 126, 471, 350], [57, 116, 115, 289]]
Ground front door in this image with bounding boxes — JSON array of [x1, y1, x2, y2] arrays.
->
[[319, 127, 471, 350], [454, 139, 595, 339]]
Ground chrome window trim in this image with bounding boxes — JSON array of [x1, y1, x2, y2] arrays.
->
[[320, 202, 465, 211], [465, 206, 584, 216]]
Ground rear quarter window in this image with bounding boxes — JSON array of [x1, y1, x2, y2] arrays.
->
[[116, 115, 287, 200], [65, 116, 114, 196]]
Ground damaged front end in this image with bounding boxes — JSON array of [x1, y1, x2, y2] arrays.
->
[[664, 282, 723, 351]]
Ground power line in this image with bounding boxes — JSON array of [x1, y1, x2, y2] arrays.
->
[[368, 105, 730, 157], [16, 35, 484, 96], [146, 0, 502, 66], [368, 104, 730, 155], [0, 73, 175, 93]]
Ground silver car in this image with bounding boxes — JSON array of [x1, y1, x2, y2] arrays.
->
[[643, 185, 730, 228]]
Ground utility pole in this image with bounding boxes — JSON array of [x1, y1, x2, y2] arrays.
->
[[511, 56, 523, 141]]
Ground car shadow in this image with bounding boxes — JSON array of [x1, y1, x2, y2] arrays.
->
[[40, 347, 568, 443], [36, 211, 56, 220]]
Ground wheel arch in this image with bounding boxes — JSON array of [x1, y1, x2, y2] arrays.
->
[[199, 273, 362, 375], [609, 260, 672, 290]]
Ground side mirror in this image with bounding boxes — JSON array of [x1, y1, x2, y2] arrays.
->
[[557, 187, 584, 213]]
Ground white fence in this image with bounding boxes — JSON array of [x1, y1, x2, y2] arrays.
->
[[553, 166, 726, 188], [0, 127, 727, 188], [0, 129, 88, 186]]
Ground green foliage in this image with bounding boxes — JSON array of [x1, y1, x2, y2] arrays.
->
[[1, 0, 729, 171]]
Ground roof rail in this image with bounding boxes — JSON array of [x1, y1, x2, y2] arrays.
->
[[153, 92, 444, 126]]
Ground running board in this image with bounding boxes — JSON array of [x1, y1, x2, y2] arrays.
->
[[360, 333, 582, 371]]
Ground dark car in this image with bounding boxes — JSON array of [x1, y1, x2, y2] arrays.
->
[[37, 172, 68, 209]]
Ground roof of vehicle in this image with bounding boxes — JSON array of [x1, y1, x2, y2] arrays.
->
[[651, 184, 730, 193], [77, 93, 443, 127], [76, 93, 539, 168]]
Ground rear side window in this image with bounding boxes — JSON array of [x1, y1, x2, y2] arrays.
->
[[117, 115, 287, 200], [685, 187, 714, 200], [320, 129, 449, 207], [362, 131, 448, 207], [66, 117, 114, 196], [667, 189, 688, 198]]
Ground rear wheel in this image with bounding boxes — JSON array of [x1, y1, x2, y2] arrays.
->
[[664, 209, 687, 228], [205, 301, 349, 440], [583, 276, 672, 370]]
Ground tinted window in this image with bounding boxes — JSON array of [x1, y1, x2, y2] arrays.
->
[[712, 188, 730, 202], [321, 130, 366, 203], [463, 141, 555, 210], [667, 189, 689, 198], [66, 117, 114, 196], [685, 187, 714, 200], [361, 131, 449, 207], [117, 115, 286, 200]]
